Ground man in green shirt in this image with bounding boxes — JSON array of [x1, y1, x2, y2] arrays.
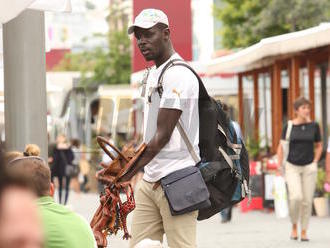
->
[[8, 156, 97, 248]]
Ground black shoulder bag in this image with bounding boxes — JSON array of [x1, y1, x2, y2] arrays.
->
[[156, 59, 211, 216]]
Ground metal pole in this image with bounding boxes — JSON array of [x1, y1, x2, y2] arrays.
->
[[3, 10, 47, 159]]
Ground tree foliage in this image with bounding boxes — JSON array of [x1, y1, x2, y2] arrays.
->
[[54, 3, 131, 86], [214, 0, 330, 49]]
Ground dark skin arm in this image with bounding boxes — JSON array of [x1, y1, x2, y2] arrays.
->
[[120, 108, 182, 181]]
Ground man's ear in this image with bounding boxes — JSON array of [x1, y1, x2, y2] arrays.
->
[[163, 28, 170, 41], [49, 183, 55, 197]]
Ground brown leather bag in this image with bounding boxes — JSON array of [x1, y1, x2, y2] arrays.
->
[[90, 136, 146, 248]]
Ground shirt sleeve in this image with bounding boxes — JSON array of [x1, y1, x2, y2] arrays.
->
[[281, 124, 288, 140], [159, 66, 197, 111], [314, 122, 321, 142]]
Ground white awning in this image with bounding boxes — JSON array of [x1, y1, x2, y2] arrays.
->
[[207, 23, 330, 74], [0, 0, 71, 24]]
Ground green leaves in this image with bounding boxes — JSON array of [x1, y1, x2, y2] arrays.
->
[[54, 3, 131, 87], [215, 0, 330, 49]]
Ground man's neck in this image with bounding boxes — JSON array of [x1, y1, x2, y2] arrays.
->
[[155, 47, 175, 68]]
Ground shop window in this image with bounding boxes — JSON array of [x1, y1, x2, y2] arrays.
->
[[258, 73, 272, 149], [242, 75, 254, 140], [327, 68, 330, 145], [96, 98, 115, 135], [116, 98, 133, 134], [299, 68, 309, 98], [314, 65, 329, 149], [314, 68, 323, 131], [281, 70, 290, 125]]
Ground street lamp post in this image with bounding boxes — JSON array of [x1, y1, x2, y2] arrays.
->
[[3, 9, 47, 159]]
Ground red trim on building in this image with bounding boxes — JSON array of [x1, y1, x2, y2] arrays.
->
[[46, 48, 71, 71]]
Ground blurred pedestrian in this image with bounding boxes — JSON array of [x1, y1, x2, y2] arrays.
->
[[79, 146, 90, 193], [219, 103, 243, 223], [277, 96, 322, 241], [48, 133, 56, 170], [0, 151, 44, 248], [7, 155, 97, 248], [52, 134, 74, 205], [70, 139, 81, 193]]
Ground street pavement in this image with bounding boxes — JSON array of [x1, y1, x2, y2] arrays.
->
[[65, 191, 329, 248]]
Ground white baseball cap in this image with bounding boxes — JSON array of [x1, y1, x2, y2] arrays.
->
[[128, 9, 169, 34]]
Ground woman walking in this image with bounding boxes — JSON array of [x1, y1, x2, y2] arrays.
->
[[52, 134, 74, 205], [277, 97, 322, 241]]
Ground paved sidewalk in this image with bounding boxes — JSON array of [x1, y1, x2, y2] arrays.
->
[[65, 191, 329, 248]]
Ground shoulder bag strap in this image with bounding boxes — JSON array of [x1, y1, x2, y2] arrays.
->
[[157, 59, 203, 164], [285, 120, 293, 141], [176, 121, 200, 164]]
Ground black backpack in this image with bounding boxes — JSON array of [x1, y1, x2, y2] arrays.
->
[[157, 59, 250, 220]]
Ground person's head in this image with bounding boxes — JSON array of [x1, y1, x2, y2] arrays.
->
[[128, 9, 173, 66], [71, 139, 81, 148], [293, 97, 311, 120], [7, 156, 54, 198], [0, 151, 44, 248], [4, 151, 23, 165], [24, 144, 41, 157], [106, 132, 112, 139], [56, 134, 67, 145], [0, 183, 44, 248]]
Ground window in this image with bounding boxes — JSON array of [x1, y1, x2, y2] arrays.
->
[[242, 75, 254, 140], [258, 73, 272, 148], [299, 68, 309, 98]]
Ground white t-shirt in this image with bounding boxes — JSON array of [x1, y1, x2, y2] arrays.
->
[[142, 53, 200, 182]]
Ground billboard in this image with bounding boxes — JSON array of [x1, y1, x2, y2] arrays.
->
[[132, 0, 192, 72]]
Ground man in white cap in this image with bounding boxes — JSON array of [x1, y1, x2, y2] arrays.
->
[[124, 8, 200, 248]]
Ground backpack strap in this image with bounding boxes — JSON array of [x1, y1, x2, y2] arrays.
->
[[217, 124, 242, 155], [157, 59, 210, 100], [157, 58, 183, 98]]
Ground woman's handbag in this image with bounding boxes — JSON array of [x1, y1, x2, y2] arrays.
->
[[280, 120, 293, 166], [160, 121, 210, 216], [60, 151, 79, 177], [65, 164, 79, 177], [273, 175, 289, 218]]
